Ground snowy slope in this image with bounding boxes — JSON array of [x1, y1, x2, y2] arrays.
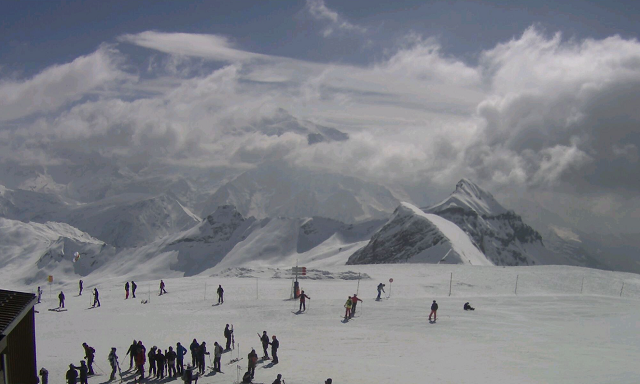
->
[[424, 180, 556, 266], [348, 202, 492, 265], [21, 263, 640, 384], [0, 217, 116, 286]]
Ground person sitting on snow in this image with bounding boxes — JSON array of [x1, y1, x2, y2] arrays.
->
[[464, 302, 475, 311]]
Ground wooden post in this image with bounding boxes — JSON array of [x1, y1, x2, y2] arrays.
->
[[515, 275, 519, 295], [204, 282, 207, 301], [356, 273, 361, 295], [580, 276, 584, 294], [256, 278, 259, 300], [620, 281, 625, 297], [449, 272, 453, 296]]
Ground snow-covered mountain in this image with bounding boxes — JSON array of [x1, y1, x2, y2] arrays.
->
[[62, 193, 201, 248], [348, 202, 493, 265], [423, 179, 555, 266], [99, 205, 384, 278], [198, 162, 404, 223], [0, 217, 116, 286]]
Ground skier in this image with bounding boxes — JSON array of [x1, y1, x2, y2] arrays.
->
[[92, 287, 101, 307], [79, 280, 83, 296], [344, 296, 353, 319], [217, 284, 224, 304], [160, 280, 167, 295], [242, 370, 253, 383], [350, 293, 362, 318], [166, 346, 177, 378], [247, 348, 258, 379], [224, 324, 233, 350], [58, 291, 65, 309], [176, 342, 187, 375], [190, 339, 199, 367], [156, 348, 166, 379], [272, 373, 284, 384], [37, 286, 42, 303], [82, 342, 96, 375], [299, 290, 310, 312], [148, 346, 157, 377], [259, 331, 270, 359], [66, 364, 78, 384], [429, 300, 438, 322], [325, 379, 333, 384], [131, 280, 137, 298], [213, 341, 223, 372], [71, 360, 88, 384], [125, 282, 130, 299], [126, 339, 137, 369], [270, 335, 279, 364], [135, 341, 146, 379], [39, 367, 49, 384], [108, 347, 119, 381], [464, 302, 475, 311], [377, 283, 385, 300], [197, 341, 209, 374]]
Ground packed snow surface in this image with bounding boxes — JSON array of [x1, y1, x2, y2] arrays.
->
[[26, 263, 640, 384]]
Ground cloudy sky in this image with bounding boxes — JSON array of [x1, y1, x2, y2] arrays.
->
[[2, 0, 640, 233]]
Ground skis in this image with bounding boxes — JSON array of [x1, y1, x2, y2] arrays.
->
[[48, 308, 67, 312], [227, 357, 243, 365]]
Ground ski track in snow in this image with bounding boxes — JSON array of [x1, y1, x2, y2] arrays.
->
[[26, 264, 640, 384]]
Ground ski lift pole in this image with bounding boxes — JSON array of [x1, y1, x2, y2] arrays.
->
[[356, 273, 360, 295]]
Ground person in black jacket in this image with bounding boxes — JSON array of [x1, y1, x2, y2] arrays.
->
[[59, 291, 65, 308], [224, 324, 233, 350], [79, 280, 83, 296], [131, 281, 137, 298], [272, 373, 284, 384], [125, 282, 130, 299], [166, 346, 177, 377], [429, 300, 438, 321], [126, 339, 137, 369], [92, 288, 100, 307], [217, 285, 224, 304], [82, 343, 95, 375], [148, 346, 157, 377], [71, 361, 88, 384], [464, 302, 475, 311], [156, 348, 166, 379], [197, 342, 209, 374], [66, 364, 78, 384], [259, 331, 270, 359], [270, 335, 279, 364], [190, 339, 199, 366]]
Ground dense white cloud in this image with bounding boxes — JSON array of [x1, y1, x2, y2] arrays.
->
[[2, 26, 640, 229], [0, 46, 129, 121]]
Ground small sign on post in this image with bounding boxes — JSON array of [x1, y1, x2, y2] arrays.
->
[[388, 278, 393, 298]]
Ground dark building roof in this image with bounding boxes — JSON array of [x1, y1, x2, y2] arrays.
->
[[0, 289, 37, 335]]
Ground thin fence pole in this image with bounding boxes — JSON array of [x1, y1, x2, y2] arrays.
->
[[204, 282, 207, 301], [256, 278, 259, 300], [580, 276, 584, 294], [356, 273, 361, 295], [515, 274, 519, 295], [620, 281, 625, 297], [449, 272, 453, 297]]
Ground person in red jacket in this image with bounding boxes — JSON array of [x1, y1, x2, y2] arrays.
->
[[350, 294, 363, 318], [298, 290, 310, 312], [136, 341, 147, 379]]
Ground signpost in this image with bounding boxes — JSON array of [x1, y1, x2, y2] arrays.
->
[[388, 278, 393, 298], [292, 266, 307, 298]]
